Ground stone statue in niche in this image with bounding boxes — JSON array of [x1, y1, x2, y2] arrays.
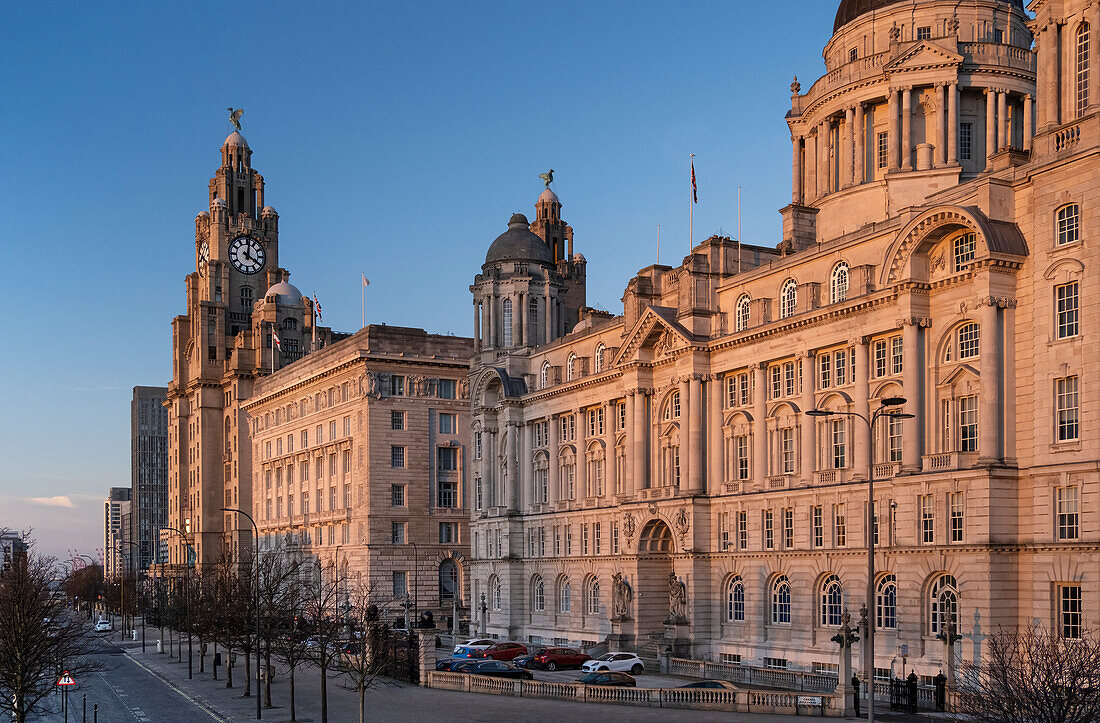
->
[[889, 22, 901, 42], [612, 573, 633, 618], [459, 379, 470, 399], [360, 372, 381, 399], [410, 375, 430, 396], [668, 573, 688, 622]]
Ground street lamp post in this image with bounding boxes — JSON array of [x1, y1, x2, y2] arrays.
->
[[118, 540, 142, 650], [807, 396, 914, 723], [77, 555, 96, 618], [163, 526, 195, 680], [221, 507, 262, 721]]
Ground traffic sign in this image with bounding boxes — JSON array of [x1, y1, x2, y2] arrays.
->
[[56, 672, 76, 687]]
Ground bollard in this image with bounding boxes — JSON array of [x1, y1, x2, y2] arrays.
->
[[93, 703, 98, 723], [82, 693, 86, 723], [156, 640, 163, 654]]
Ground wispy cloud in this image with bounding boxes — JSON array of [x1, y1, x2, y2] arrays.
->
[[27, 496, 75, 508], [60, 385, 123, 393]]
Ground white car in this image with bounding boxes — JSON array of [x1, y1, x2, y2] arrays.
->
[[453, 637, 494, 654], [93, 620, 111, 633], [581, 652, 644, 674]]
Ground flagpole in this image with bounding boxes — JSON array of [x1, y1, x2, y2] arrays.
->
[[689, 154, 695, 252], [361, 274, 365, 329], [738, 186, 743, 274], [311, 297, 317, 353], [656, 224, 660, 265], [270, 321, 275, 374]]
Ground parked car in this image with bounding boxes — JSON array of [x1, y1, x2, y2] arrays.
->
[[473, 642, 527, 661], [452, 637, 494, 654], [513, 651, 541, 669], [464, 660, 533, 680], [448, 660, 485, 673], [532, 647, 591, 671], [436, 657, 466, 671], [93, 620, 111, 633], [581, 652, 644, 674], [678, 680, 738, 690], [577, 671, 637, 687]]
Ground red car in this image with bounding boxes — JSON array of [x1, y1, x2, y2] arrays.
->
[[473, 642, 528, 661], [533, 647, 591, 671]]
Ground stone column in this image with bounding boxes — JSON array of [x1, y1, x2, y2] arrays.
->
[[512, 294, 522, 348], [576, 408, 588, 498], [888, 88, 900, 170], [1023, 94, 1033, 151], [948, 83, 959, 164], [753, 363, 768, 481], [997, 91, 1008, 150], [679, 378, 691, 490], [518, 292, 527, 347], [901, 320, 922, 473], [688, 375, 704, 492], [521, 422, 533, 510], [985, 89, 997, 161], [843, 107, 855, 187], [548, 415, 559, 504], [605, 404, 617, 500], [937, 83, 947, 165], [486, 296, 494, 348], [506, 424, 519, 512], [819, 119, 831, 197], [901, 86, 913, 170], [978, 298, 1002, 464], [800, 352, 816, 483], [792, 135, 803, 204], [633, 390, 648, 490], [486, 429, 497, 507], [544, 292, 553, 346], [624, 392, 636, 497], [854, 339, 871, 479], [807, 130, 818, 201], [473, 301, 481, 352], [1091, 4, 1100, 111], [854, 103, 865, 184], [708, 376, 723, 495]]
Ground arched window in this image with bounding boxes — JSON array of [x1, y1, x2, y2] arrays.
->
[[540, 361, 551, 390], [532, 575, 545, 612], [1057, 204, 1081, 246], [559, 578, 571, 612], [771, 575, 792, 624], [780, 279, 797, 318], [501, 299, 513, 347], [586, 577, 601, 615], [663, 390, 681, 420], [240, 286, 254, 310], [282, 317, 298, 330], [876, 574, 897, 629], [830, 263, 850, 304], [820, 574, 843, 627], [726, 576, 745, 622], [439, 560, 458, 600], [491, 577, 502, 611], [1078, 23, 1091, 118], [594, 343, 605, 373], [929, 574, 958, 635], [952, 233, 976, 271], [735, 295, 750, 332], [956, 322, 980, 360], [567, 353, 577, 381], [638, 519, 674, 553]]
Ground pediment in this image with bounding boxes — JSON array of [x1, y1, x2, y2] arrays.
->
[[884, 41, 963, 72], [612, 306, 695, 366]]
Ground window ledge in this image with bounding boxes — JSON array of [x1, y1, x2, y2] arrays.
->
[[1050, 440, 1082, 452], [1051, 240, 1083, 254]]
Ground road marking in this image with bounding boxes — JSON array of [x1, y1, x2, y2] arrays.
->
[[122, 653, 230, 722]]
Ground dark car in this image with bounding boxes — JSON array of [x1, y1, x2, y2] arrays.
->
[[513, 651, 540, 669], [449, 659, 484, 673], [678, 680, 738, 690], [465, 660, 533, 680], [532, 646, 591, 671], [577, 671, 637, 687], [474, 642, 528, 661], [436, 657, 465, 671]]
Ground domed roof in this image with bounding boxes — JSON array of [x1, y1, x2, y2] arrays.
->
[[264, 281, 304, 306], [261, 205, 278, 216], [211, 197, 227, 208], [484, 213, 554, 266], [223, 131, 250, 149], [537, 187, 559, 204], [196, 210, 210, 219], [834, 0, 1023, 32]]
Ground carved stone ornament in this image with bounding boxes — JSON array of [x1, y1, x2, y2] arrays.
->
[[931, 252, 945, 272], [889, 22, 901, 42], [674, 508, 690, 539], [648, 502, 659, 517], [410, 375, 430, 396], [623, 513, 636, 541], [668, 573, 688, 622], [459, 379, 470, 399], [947, 16, 960, 33], [790, 76, 801, 94], [360, 372, 381, 399]]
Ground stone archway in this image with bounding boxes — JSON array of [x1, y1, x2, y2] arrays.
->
[[636, 519, 675, 638]]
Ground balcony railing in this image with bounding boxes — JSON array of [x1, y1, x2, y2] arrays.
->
[[767, 475, 791, 490], [873, 462, 899, 479], [922, 451, 979, 472], [639, 486, 676, 500]]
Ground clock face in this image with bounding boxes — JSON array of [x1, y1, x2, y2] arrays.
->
[[228, 235, 266, 275]]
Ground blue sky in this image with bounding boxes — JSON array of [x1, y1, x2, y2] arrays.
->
[[0, 1, 839, 558]]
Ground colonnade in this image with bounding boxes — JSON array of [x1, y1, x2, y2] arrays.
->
[[473, 289, 565, 352]]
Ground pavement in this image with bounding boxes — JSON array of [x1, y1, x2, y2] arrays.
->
[[28, 627, 937, 722]]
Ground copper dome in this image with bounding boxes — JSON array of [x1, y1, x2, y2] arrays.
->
[[834, 0, 1024, 33]]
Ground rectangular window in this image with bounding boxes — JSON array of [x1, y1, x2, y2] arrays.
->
[[389, 375, 405, 396], [581, 524, 589, 555], [316, 424, 323, 444], [771, 365, 782, 399], [474, 477, 482, 510], [438, 480, 456, 508], [437, 379, 456, 399], [877, 131, 889, 168], [474, 431, 482, 460], [737, 511, 748, 550], [812, 506, 824, 548], [719, 512, 731, 550], [391, 446, 405, 468], [594, 522, 601, 555], [835, 504, 847, 547], [617, 402, 627, 431], [439, 413, 456, 434], [1058, 205, 1080, 246], [1056, 376, 1080, 442], [301, 429, 308, 448], [873, 339, 888, 378], [438, 447, 458, 471], [960, 123, 973, 160], [891, 337, 903, 375], [784, 362, 797, 397], [764, 657, 788, 670], [565, 526, 573, 556], [958, 395, 978, 452], [735, 436, 749, 480], [764, 509, 774, 550], [783, 507, 794, 549], [554, 526, 561, 556], [587, 408, 604, 436], [611, 521, 620, 554], [439, 522, 459, 544], [888, 414, 903, 463], [835, 349, 847, 386], [392, 571, 407, 598], [819, 353, 832, 389], [921, 494, 935, 544], [780, 427, 795, 474], [343, 449, 351, 474], [287, 434, 294, 453], [1056, 282, 1079, 339], [1057, 486, 1080, 540], [739, 374, 750, 406], [950, 492, 964, 543], [391, 522, 405, 544], [1060, 585, 1083, 639], [916, 25, 931, 40], [831, 419, 847, 469], [342, 415, 351, 437], [391, 484, 405, 507], [329, 420, 337, 440]]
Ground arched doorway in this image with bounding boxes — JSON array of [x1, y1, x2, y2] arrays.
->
[[636, 519, 675, 636]]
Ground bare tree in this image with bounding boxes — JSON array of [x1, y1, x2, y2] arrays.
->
[[301, 558, 343, 723], [0, 551, 102, 723], [255, 541, 302, 709], [272, 565, 312, 722], [336, 579, 395, 723], [956, 624, 1100, 723]]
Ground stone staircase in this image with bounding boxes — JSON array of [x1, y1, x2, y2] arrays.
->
[[634, 633, 666, 672]]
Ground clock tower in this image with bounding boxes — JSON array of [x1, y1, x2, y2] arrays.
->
[[166, 127, 329, 568]]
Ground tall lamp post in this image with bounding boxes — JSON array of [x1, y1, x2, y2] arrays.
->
[[221, 507, 262, 721], [164, 526, 195, 680], [807, 396, 913, 723]]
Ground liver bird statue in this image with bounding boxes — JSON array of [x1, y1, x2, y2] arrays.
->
[[227, 107, 244, 132], [539, 169, 554, 187]]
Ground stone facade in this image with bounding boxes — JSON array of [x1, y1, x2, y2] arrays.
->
[[246, 325, 474, 626], [468, 0, 1100, 681]]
